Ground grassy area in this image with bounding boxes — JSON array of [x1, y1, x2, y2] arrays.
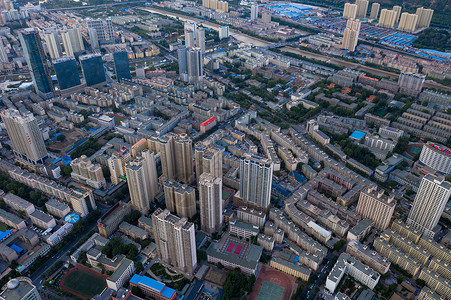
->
[[0, 223, 10, 232], [64, 270, 106, 298]]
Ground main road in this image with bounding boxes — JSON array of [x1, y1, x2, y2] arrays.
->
[[140, 7, 451, 92]]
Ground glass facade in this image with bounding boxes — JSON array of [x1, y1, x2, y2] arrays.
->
[[79, 54, 106, 87], [19, 28, 54, 99], [53, 57, 81, 90], [113, 50, 131, 81]]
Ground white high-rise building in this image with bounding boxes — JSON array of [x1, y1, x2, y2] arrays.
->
[[195, 144, 222, 180], [185, 30, 195, 48], [0, 277, 41, 300], [419, 142, 451, 174], [0, 39, 8, 63], [199, 173, 223, 234], [61, 27, 84, 56], [398, 71, 425, 94], [356, 187, 396, 230], [392, 5, 402, 24], [219, 26, 229, 39], [0, 109, 48, 165], [125, 150, 158, 214], [407, 174, 451, 238], [250, 5, 258, 21], [369, 2, 380, 20], [416, 7, 434, 29], [341, 18, 361, 52], [378, 9, 396, 28], [43, 28, 62, 59], [196, 27, 206, 52], [398, 12, 418, 32], [355, 0, 369, 18], [239, 158, 273, 211], [158, 133, 194, 184], [152, 208, 197, 275], [343, 3, 357, 19]]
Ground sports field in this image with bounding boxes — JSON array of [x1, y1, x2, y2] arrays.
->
[[225, 241, 244, 255], [222, 187, 233, 200], [257, 281, 285, 300], [61, 267, 106, 298], [248, 265, 296, 300]]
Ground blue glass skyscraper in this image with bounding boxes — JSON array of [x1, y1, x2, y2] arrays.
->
[[53, 57, 81, 90], [79, 53, 106, 87], [18, 28, 54, 99], [113, 50, 131, 81]]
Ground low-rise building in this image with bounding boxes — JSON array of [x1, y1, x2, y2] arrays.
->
[[419, 238, 451, 264], [236, 206, 266, 228], [206, 243, 262, 275], [346, 241, 390, 274], [270, 257, 311, 281], [0, 208, 26, 229], [119, 222, 149, 240], [373, 237, 421, 276], [129, 274, 176, 300], [347, 218, 373, 241], [45, 223, 73, 246], [45, 199, 70, 219], [257, 234, 274, 251], [417, 286, 447, 300], [326, 253, 380, 294], [138, 216, 152, 233], [29, 210, 56, 229], [229, 219, 259, 239], [97, 202, 132, 238], [428, 258, 451, 281], [2, 193, 35, 215], [391, 219, 422, 244], [106, 258, 135, 291], [418, 268, 451, 300]]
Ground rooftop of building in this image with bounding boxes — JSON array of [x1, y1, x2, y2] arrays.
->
[[229, 219, 259, 234], [0, 277, 36, 300], [45, 198, 70, 212], [271, 257, 311, 276], [361, 187, 395, 207], [328, 253, 380, 284], [349, 218, 373, 237], [109, 258, 134, 282], [130, 274, 176, 299], [3, 193, 34, 209], [29, 210, 54, 224], [347, 240, 390, 267]]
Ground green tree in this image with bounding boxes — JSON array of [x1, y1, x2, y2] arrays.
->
[[135, 261, 144, 274], [57, 134, 66, 142], [333, 239, 346, 251], [60, 165, 72, 177], [131, 286, 144, 297]]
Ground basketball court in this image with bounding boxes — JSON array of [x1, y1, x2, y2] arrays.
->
[[224, 241, 245, 255], [257, 281, 285, 300]]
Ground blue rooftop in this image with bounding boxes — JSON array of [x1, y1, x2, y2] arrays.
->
[[10, 244, 23, 253], [0, 230, 11, 240], [350, 130, 366, 140], [130, 274, 176, 298], [161, 286, 176, 298]]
